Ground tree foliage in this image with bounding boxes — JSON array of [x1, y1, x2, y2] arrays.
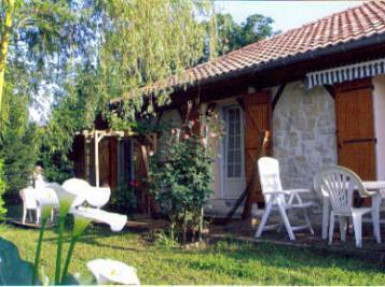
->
[[0, 0, 80, 122], [0, 62, 41, 200], [208, 13, 275, 57], [40, 0, 216, 182], [98, 0, 214, 125]]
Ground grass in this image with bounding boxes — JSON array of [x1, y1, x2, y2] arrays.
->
[[1, 223, 385, 285]]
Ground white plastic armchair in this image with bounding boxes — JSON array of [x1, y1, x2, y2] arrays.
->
[[315, 166, 381, 247], [255, 157, 314, 240], [19, 187, 40, 224], [20, 185, 59, 224]]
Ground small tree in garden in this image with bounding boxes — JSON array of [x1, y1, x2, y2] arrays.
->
[[150, 108, 224, 243]]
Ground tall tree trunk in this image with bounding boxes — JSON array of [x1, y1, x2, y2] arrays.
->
[[0, 0, 14, 121]]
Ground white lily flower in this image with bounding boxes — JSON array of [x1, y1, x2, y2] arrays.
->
[[37, 187, 59, 221], [46, 183, 78, 217], [71, 207, 127, 232], [72, 213, 92, 238], [87, 259, 140, 285], [62, 178, 110, 208]]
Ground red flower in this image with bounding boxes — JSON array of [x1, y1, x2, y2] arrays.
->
[[183, 134, 190, 140]]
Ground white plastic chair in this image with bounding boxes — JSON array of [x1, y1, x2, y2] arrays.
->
[[62, 178, 111, 208], [19, 187, 40, 224], [313, 172, 331, 240], [255, 157, 314, 240], [314, 166, 381, 247]]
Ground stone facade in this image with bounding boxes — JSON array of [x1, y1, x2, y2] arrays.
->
[[272, 81, 338, 200]]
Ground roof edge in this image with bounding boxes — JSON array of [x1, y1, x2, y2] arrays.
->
[[174, 32, 385, 92]]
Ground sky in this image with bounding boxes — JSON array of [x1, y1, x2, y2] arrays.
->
[[214, 1, 363, 32]]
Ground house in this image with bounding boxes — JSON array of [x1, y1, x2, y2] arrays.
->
[[111, 1, 385, 216]]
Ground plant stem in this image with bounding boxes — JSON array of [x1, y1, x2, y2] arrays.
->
[[60, 235, 78, 284], [54, 216, 65, 285], [32, 218, 47, 285]]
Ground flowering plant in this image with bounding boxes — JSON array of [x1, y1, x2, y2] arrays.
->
[[149, 107, 224, 243], [28, 182, 131, 285]]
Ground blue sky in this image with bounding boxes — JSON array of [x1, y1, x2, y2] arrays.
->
[[214, 1, 363, 32]]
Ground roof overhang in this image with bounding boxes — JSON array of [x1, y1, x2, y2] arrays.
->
[[110, 32, 385, 109]]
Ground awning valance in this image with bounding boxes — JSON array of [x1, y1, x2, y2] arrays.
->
[[305, 58, 385, 89]]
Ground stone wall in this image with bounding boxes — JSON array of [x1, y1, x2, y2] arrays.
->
[[272, 81, 337, 200]]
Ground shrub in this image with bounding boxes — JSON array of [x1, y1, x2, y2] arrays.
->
[[108, 181, 137, 214], [150, 134, 214, 243]]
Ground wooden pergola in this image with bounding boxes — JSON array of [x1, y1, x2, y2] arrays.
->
[[77, 129, 129, 187]]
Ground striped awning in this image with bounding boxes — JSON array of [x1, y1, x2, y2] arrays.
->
[[305, 58, 385, 89]]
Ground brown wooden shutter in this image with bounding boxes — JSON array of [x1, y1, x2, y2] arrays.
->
[[335, 78, 376, 180], [243, 91, 272, 206]]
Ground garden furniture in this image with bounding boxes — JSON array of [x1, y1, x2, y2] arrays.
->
[[20, 186, 59, 224], [255, 157, 314, 240], [315, 172, 385, 241], [19, 187, 40, 224], [314, 166, 381, 247]]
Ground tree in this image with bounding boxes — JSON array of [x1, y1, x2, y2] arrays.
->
[[0, 0, 80, 124], [0, 0, 14, 114], [40, 0, 216, 182], [205, 13, 275, 58], [0, 62, 41, 201]]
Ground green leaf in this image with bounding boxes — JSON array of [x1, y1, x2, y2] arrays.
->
[[0, 237, 38, 285]]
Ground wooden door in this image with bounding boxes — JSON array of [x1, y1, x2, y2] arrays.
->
[[99, 138, 110, 186], [109, 138, 118, 189], [335, 79, 376, 180], [243, 91, 272, 205]]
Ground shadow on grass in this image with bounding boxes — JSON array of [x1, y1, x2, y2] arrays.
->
[[39, 225, 144, 253], [159, 239, 385, 285]]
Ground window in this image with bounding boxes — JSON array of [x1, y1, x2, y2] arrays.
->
[[224, 106, 243, 178]]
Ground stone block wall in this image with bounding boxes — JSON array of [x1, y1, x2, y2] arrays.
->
[[272, 81, 338, 201]]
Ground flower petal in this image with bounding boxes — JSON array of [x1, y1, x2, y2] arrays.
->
[[87, 259, 140, 285], [72, 207, 127, 232], [46, 183, 78, 217]]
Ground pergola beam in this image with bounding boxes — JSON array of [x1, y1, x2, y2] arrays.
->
[[78, 129, 128, 187]]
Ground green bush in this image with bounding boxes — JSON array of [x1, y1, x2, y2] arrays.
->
[[108, 181, 137, 214], [150, 134, 214, 243]]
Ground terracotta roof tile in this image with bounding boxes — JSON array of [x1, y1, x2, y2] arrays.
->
[[169, 1, 385, 88]]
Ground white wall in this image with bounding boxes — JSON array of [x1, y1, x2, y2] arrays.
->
[[373, 75, 385, 180]]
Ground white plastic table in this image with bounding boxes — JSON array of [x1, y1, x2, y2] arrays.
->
[[321, 181, 385, 240]]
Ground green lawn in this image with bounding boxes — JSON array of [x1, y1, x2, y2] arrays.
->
[[1, 224, 385, 285]]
